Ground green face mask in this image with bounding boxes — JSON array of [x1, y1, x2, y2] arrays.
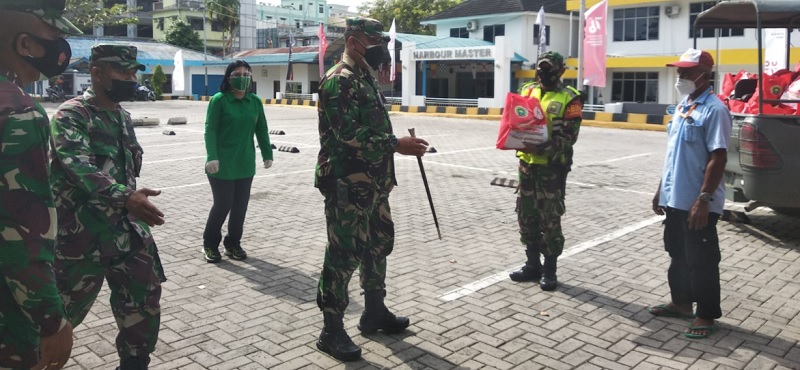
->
[[230, 76, 251, 91]]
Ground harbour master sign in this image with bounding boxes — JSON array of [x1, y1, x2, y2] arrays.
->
[[411, 47, 495, 61]]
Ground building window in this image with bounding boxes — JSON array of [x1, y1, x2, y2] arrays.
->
[[450, 27, 468, 38], [689, 2, 744, 38], [211, 20, 223, 32], [613, 7, 659, 41], [189, 17, 203, 31], [299, 4, 303, 10], [286, 82, 302, 94], [319, 4, 324, 13], [483, 24, 505, 42], [534, 24, 550, 45], [611, 72, 659, 102]]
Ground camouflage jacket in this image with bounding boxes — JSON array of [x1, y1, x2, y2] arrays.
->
[[315, 54, 397, 194], [0, 68, 66, 369], [50, 88, 153, 258]]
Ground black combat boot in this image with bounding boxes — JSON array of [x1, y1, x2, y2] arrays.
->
[[540, 256, 558, 291], [358, 289, 410, 334], [116, 355, 150, 370], [317, 312, 361, 362], [509, 246, 541, 282]]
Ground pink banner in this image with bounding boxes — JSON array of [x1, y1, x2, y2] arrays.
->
[[583, 0, 607, 87], [318, 23, 328, 77]]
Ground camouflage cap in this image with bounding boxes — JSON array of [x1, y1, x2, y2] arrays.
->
[[538, 51, 565, 68], [344, 17, 390, 42], [91, 44, 146, 71], [0, 0, 83, 35]]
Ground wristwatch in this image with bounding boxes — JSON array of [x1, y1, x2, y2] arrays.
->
[[698, 192, 713, 202], [388, 136, 399, 151]]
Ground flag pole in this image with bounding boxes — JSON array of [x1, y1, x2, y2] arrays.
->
[[578, 0, 586, 91]]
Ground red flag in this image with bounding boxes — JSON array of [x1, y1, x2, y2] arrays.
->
[[583, 0, 608, 87], [318, 23, 328, 77]]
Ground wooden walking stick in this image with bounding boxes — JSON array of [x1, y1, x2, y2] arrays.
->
[[408, 128, 442, 240]]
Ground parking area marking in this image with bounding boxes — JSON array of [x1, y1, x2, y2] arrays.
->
[[157, 169, 315, 191], [437, 215, 664, 301], [144, 156, 206, 164]]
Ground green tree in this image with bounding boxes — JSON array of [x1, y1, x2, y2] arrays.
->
[[205, 0, 239, 56], [65, 0, 140, 32], [152, 64, 167, 99], [164, 19, 204, 51], [358, 0, 462, 35]]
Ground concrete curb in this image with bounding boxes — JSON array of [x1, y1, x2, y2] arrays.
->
[[193, 96, 671, 131]]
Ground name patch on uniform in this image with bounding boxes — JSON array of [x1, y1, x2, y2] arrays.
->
[[546, 101, 563, 115], [564, 102, 582, 119]]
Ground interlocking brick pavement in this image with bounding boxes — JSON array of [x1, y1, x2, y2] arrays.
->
[[38, 101, 800, 370]]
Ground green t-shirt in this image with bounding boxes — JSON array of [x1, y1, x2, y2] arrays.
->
[[204, 91, 273, 179]]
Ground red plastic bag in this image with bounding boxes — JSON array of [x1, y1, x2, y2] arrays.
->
[[744, 70, 796, 114], [497, 92, 548, 150]]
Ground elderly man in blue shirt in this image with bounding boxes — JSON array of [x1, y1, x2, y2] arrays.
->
[[649, 48, 731, 339]]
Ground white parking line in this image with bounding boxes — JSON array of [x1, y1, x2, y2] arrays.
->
[[157, 169, 314, 191], [437, 215, 664, 301], [144, 156, 206, 164], [145, 140, 205, 148]]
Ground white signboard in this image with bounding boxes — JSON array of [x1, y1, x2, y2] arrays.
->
[[411, 47, 495, 61], [74, 74, 91, 96], [764, 28, 787, 75]]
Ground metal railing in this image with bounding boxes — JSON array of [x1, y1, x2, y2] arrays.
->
[[384, 97, 402, 105], [583, 104, 605, 112], [424, 97, 479, 108], [282, 93, 313, 100]]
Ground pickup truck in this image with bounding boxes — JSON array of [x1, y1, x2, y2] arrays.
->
[[694, 0, 800, 215]]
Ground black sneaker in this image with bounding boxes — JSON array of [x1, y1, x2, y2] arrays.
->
[[203, 247, 222, 263], [224, 245, 248, 260]]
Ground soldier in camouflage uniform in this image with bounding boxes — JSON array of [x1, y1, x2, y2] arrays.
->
[[49, 45, 166, 370], [314, 17, 429, 362], [0, 1, 82, 369], [508, 51, 583, 291]]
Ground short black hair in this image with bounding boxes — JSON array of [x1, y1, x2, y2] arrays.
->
[[220, 60, 253, 93]]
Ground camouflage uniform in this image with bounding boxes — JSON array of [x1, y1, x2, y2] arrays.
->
[[0, 1, 81, 368], [49, 45, 164, 361], [315, 23, 397, 314], [516, 56, 583, 258]]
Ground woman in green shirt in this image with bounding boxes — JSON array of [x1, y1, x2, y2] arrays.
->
[[203, 60, 273, 262]]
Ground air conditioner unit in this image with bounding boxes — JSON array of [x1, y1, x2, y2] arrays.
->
[[665, 5, 681, 17], [466, 20, 479, 32]]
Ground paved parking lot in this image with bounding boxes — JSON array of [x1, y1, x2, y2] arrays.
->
[[41, 100, 800, 370]]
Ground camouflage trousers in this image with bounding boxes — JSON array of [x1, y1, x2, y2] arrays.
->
[[55, 236, 164, 359], [517, 161, 568, 257], [317, 183, 394, 315]]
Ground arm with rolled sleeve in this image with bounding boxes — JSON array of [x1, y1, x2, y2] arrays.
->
[[50, 108, 132, 208], [204, 95, 222, 162], [254, 98, 273, 161], [320, 76, 395, 152]]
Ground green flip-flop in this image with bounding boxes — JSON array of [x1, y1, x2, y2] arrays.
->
[[684, 324, 717, 339], [648, 304, 696, 319]]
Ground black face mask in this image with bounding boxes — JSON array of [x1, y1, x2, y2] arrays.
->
[[15, 34, 72, 78], [105, 79, 138, 103], [537, 68, 562, 88], [355, 38, 387, 71]]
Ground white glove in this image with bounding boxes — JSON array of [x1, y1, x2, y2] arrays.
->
[[205, 160, 219, 174], [263, 160, 273, 169]]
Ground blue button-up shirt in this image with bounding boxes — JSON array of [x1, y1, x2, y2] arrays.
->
[[659, 87, 731, 214]]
